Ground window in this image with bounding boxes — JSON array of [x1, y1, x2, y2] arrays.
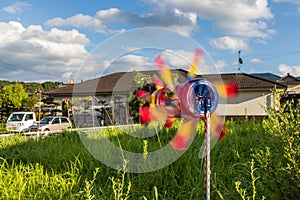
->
[[9, 114, 24, 121], [40, 117, 52, 124], [52, 118, 60, 124], [61, 118, 69, 124], [25, 114, 33, 121]]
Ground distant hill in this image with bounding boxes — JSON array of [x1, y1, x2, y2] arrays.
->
[[251, 73, 281, 82]]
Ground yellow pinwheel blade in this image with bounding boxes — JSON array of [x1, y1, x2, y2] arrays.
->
[[170, 119, 198, 150], [187, 49, 203, 81], [154, 54, 175, 91]]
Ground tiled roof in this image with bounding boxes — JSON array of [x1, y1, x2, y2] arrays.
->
[[278, 73, 300, 85], [46, 69, 187, 96], [45, 70, 286, 96], [200, 73, 286, 90]]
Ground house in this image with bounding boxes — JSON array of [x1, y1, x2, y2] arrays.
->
[[276, 73, 300, 106], [45, 69, 287, 126], [252, 72, 300, 93], [278, 73, 300, 86], [277, 73, 300, 94]]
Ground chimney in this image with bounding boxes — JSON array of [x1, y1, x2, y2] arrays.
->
[[67, 79, 74, 85]]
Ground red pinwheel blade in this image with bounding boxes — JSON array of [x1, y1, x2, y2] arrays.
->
[[171, 119, 198, 150], [214, 81, 239, 99], [187, 49, 203, 81], [138, 105, 168, 126], [154, 54, 175, 92], [139, 106, 151, 125], [164, 117, 176, 128], [136, 90, 150, 100], [153, 77, 164, 90]]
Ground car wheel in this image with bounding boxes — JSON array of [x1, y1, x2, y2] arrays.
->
[[43, 129, 50, 136]]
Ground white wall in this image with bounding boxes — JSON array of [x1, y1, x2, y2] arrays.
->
[[218, 90, 274, 116]]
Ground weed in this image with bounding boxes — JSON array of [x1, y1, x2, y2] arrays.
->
[[110, 160, 132, 200], [235, 159, 266, 200]]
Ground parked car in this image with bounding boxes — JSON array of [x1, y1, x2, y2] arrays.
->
[[30, 116, 72, 134], [6, 112, 36, 133]]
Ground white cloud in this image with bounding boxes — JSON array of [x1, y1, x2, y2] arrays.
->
[[250, 58, 263, 64], [115, 54, 149, 67], [161, 0, 275, 50], [101, 49, 216, 76], [159, 50, 227, 74], [163, 0, 273, 36], [46, 13, 114, 34], [46, 1, 276, 52], [95, 8, 122, 22], [214, 60, 228, 70], [209, 36, 248, 51], [0, 21, 92, 82], [2, 1, 30, 14], [276, 64, 300, 76], [121, 46, 142, 53], [102, 54, 151, 75], [46, 7, 198, 36], [162, 50, 196, 68]]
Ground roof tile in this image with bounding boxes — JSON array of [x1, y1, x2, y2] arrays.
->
[[46, 70, 286, 96]]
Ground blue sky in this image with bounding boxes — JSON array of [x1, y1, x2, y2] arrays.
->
[[0, 0, 299, 82]]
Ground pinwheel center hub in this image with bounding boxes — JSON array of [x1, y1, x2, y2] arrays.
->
[[179, 78, 218, 118]]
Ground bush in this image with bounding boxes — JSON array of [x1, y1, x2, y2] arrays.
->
[[262, 89, 299, 187], [248, 88, 300, 199]]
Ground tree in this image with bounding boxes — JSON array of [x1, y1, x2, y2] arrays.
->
[[24, 95, 39, 111], [0, 83, 28, 111], [42, 81, 62, 92]]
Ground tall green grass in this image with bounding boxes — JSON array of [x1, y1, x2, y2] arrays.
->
[[0, 110, 299, 200]]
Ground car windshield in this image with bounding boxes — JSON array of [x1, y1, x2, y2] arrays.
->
[[40, 117, 53, 124], [9, 114, 25, 121]]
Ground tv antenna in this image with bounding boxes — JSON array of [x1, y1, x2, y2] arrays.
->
[[238, 50, 243, 73]]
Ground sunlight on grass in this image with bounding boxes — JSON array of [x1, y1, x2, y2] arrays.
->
[[0, 102, 299, 200]]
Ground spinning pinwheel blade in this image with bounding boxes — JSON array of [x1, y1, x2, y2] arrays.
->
[[136, 49, 239, 200]]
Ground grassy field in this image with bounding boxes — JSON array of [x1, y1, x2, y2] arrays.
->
[[0, 102, 299, 199]]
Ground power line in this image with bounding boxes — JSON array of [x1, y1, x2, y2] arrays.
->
[[0, 59, 55, 79], [251, 50, 300, 61], [215, 50, 300, 61]]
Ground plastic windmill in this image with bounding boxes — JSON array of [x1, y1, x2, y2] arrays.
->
[[136, 49, 239, 199]]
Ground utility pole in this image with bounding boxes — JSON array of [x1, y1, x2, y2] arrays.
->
[[35, 89, 42, 137]]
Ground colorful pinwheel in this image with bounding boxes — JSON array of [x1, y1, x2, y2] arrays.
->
[[136, 49, 239, 150]]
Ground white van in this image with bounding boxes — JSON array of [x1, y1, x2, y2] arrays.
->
[[6, 112, 36, 133]]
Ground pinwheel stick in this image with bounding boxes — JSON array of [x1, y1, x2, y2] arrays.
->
[[204, 99, 211, 200]]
